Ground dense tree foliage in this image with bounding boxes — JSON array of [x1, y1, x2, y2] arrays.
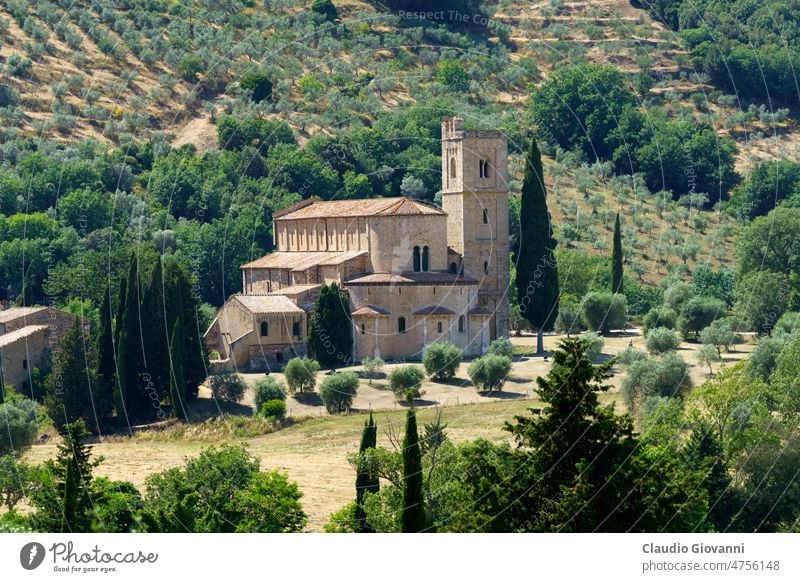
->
[[309, 283, 353, 368]]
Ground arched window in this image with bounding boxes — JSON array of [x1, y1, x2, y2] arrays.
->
[[458, 315, 465, 333], [483, 208, 489, 224], [260, 321, 268, 336], [22, 358, 27, 370], [479, 159, 490, 178], [484, 261, 489, 274], [398, 317, 406, 334], [422, 246, 429, 272], [449, 262, 458, 274], [437, 321, 443, 333], [413, 246, 421, 272], [449, 157, 456, 179], [361, 323, 365, 335]]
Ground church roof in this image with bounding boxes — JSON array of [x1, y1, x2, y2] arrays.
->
[[273, 197, 444, 220], [241, 250, 367, 270], [345, 272, 478, 286], [232, 295, 305, 315], [413, 305, 456, 316], [352, 304, 392, 317]]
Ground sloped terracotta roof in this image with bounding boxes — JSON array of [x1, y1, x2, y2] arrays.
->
[[232, 295, 305, 315], [352, 304, 391, 316], [0, 325, 48, 348], [273, 197, 444, 220], [345, 272, 478, 285], [241, 250, 367, 270], [0, 306, 47, 324], [413, 305, 456, 316], [265, 284, 321, 296]]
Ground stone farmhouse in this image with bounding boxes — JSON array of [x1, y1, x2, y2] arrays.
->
[[0, 305, 89, 396], [204, 117, 510, 371]]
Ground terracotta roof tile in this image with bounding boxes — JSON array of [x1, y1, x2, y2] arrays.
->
[[0, 306, 47, 324], [345, 272, 478, 285], [352, 304, 391, 316], [232, 295, 305, 314], [241, 250, 367, 270], [0, 325, 48, 348], [273, 197, 444, 220]]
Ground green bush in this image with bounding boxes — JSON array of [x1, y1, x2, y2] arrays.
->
[[678, 297, 725, 339], [487, 337, 514, 358], [616, 346, 647, 366], [239, 71, 273, 103], [0, 399, 38, 455], [388, 366, 425, 402], [555, 302, 587, 334], [422, 342, 462, 381], [361, 357, 384, 383], [580, 292, 627, 334], [319, 372, 359, 414], [642, 307, 678, 333], [259, 399, 287, 421], [622, 352, 692, 411], [468, 355, 512, 392], [774, 311, 800, 339], [208, 373, 247, 403], [577, 331, 604, 361], [645, 327, 681, 354], [748, 337, 786, 381], [437, 60, 470, 92], [311, 0, 338, 21], [253, 376, 286, 412], [284, 357, 320, 394]]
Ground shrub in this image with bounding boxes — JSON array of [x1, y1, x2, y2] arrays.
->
[[577, 331, 604, 361], [320, 372, 359, 414], [388, 366, 425, 402], [253, 377, 286, 412], [678, 297, 725, 338], [616, 346, 647, 366], [468, 355, 512, 392], [642, 307, 678, 333], [208, 373, 247, 403], [696, 344, 721, 375], [774, 311, 800, 339], [284, 357, 320, 394], [361, 357, 384, 384], [699, 319, 740, 355], [487, 337, 514, 358], [239, 71, 273, 103], [437, 60, 470, 91], [748, 337, 786, 381], [0, 399, 38, 455], [580, 292, 627, 334], [645, 327, 681, 354], [662, 282, 694, 312], [555, 302, 587, 334], [260, 399, 287, 421], [422, 342, 462, 381], [311, 0, 338, 21], [622, 352, 692, 411], [179, 55, 203, 82]]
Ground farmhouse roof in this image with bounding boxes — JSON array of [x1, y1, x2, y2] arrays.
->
[[0, 306, 47, 324], [0, 325, 48, 348], [232, 295, 305, 315]]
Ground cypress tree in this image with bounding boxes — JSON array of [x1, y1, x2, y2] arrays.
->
[[611, 212, 623, 294], [309, 282, 353, 368], [119, 255, 147, 419], [401, 407, 425, 532], [168, 319, 188, 420], [0, 352, 5, 404], [97, 286, 115, 404], [516, 136, 559, 354], [355, 412, 379, 532], [112, 275, 127, 423], [145, 258, 169, 399], [44, 317, 111, 434]]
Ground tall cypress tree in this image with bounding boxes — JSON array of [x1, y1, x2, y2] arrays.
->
[[112, 275, 127, 422], [0, 352, 5, 404], [168, 318, 187, 420], [119, 255, 147, 419], [97, 286, 115, 404], [355, 412, 379, 532], [516, 136, 559, 354], [611, 212, 623, 294], [145, 257, 169, 399], [309, 282, 353, 368], [401, 407, 425, 532]]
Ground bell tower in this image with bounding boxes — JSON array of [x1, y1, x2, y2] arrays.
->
[[441, 117, 509, 340]]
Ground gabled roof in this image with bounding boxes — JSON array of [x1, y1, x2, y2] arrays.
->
[[232, 295, 305, 315], [273, 197, 445, 220], [0, 325, 48, 348], [352, 304, 391, 316], [345, 272, 478, 286], [241, 250, 367, 270], [0, 306, 47, 324]]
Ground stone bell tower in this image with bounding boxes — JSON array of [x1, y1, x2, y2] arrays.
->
[[441, 117, 509, 340]]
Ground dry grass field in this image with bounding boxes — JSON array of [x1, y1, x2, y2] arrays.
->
[[23, 331, 755, 530]]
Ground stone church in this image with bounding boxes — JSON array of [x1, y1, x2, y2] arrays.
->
[[204, 117, 509, 370]]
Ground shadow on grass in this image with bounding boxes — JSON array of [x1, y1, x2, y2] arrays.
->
[[479, 390, 527, 400], [292, 392, 323, 406], [429, 377, 473, 388], [399, 399, 438, 407]]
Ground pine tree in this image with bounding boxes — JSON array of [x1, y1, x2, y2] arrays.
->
[[309, 282, 353, 368], [516, 136, 559, 354], [612, 212, 623, 294], [168, 319, 187, 420], [97, 286, 116, 405], [355, 412, 379, 532], [401, 407, 425, 532], [44, 317, 110, 433]]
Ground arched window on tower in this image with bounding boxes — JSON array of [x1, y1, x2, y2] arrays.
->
[[437, 321, 443, 333], [398, 317, 406, 334], [483, 208, 489, 224], [413, 246, 421, 272], [450, 157, 457, 179], [484, 261, 489, 274], [422, 246, 429, 272], [458, 315, 465, 333], [260, 321, 269, 337]]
